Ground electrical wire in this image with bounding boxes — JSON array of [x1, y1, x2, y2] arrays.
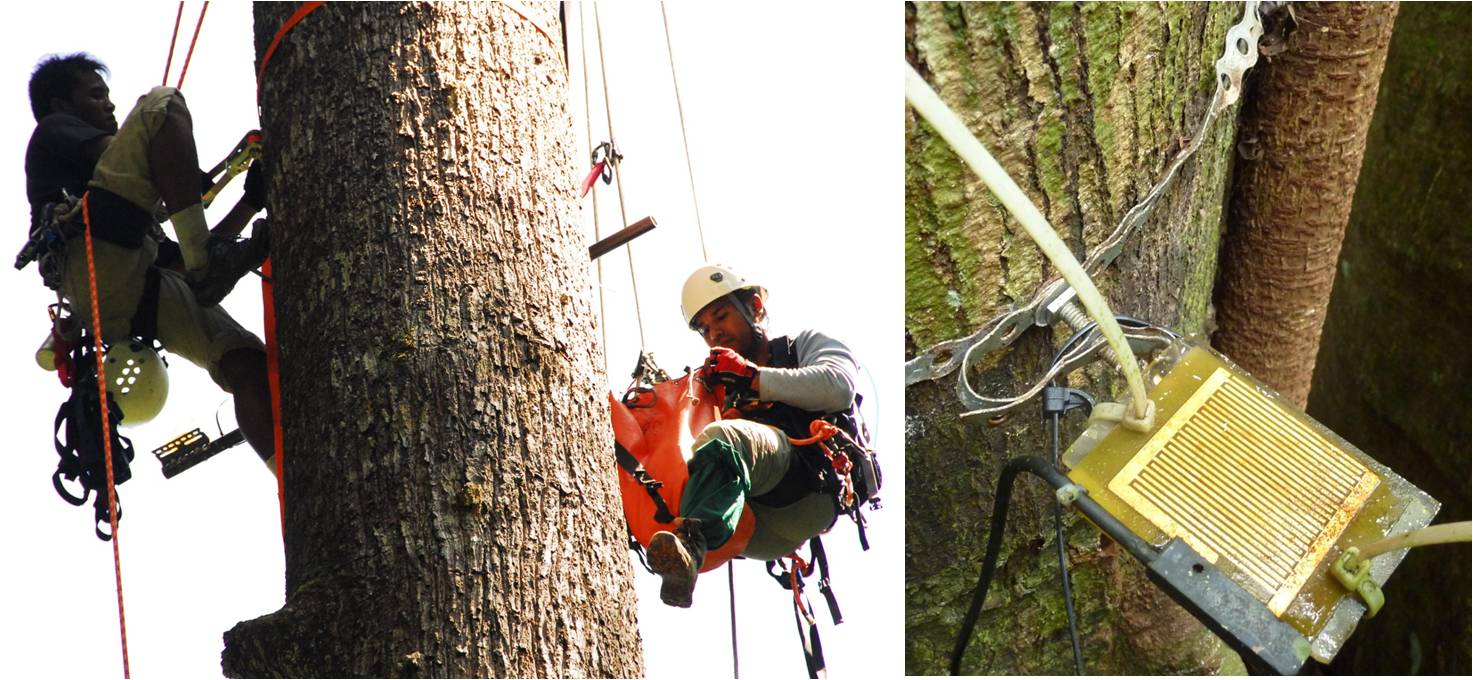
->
[[1355, 521, 1472, 561], [1048, 410, 1085, 675]]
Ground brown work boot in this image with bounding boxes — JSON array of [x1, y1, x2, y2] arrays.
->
[[647, 517, 708, 608]]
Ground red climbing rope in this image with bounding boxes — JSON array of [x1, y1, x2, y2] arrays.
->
[[81, 194, 131, 678], [175, 2, 210, 90], [263, 260, 285, 535], [256, 2, 325, 103], [161, 2, 185, 87], [253, 1, 325, 539]]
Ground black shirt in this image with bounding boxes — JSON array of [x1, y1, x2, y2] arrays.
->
[[24, 112, 109, 233]]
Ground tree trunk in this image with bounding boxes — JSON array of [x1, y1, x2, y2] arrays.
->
[[905, 2, 1245, 674], [1306, 2, 1472, 674], [1212, 2, 1399, 408], [222, 4, 643, 677]]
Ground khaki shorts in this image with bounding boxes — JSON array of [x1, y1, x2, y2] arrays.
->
[[90, 86, 178, 213], [63, 227, 262, 391], [693, 419, 839, 560]]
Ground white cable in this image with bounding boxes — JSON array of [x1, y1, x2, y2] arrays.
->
[[904, 64, 1151, 420]]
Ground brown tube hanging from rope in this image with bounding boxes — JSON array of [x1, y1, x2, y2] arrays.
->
[[1212, 1, 1400, 408]]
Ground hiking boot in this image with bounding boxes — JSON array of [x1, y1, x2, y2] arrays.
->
[[647, 517, 708, 608], [190, 219, 270, 307]]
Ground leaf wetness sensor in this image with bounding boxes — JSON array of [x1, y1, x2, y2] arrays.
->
[[1062, 340, 1438, 665]]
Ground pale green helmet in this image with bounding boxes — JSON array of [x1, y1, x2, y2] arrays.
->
[[104, 341, 169, 425]]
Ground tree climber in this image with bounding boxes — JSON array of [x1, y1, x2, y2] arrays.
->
[[24, 53, 275, 465], [647, 264, 864, 607]]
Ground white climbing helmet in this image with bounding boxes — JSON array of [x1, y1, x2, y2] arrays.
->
[[103, 341, 169, 425], [681, 263, 767, 329]]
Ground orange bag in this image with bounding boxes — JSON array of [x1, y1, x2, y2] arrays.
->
[[611, 374, 754, 572]]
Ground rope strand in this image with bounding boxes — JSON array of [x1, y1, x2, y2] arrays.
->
[[592, 3, 646, 350], [162, 2, 185, 86], [82, 195, 131, 678], [578, 3, 609, 359], [729, 561, 740, 678], [659, 3, 709, 261], [175, 2, 209, 90]]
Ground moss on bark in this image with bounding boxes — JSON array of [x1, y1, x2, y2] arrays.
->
[[906, 2, 1242, 674]]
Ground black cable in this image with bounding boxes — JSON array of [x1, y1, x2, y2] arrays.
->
[[951, 316, 1179, 675], [949, 457, 1161, 675], [1050, 411, 1086, 675], [949, 457, 1033, 676]]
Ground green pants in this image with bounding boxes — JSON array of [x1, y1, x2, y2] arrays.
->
[[680, 419, 838, 560]]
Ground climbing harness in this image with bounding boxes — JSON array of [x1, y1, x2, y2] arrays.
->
[[722, 336, 883, 544], [51, 335, 136, 542], [766, 543, 838, 678], [905, 1, 1268, 419]]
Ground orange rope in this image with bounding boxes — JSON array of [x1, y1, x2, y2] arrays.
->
[[161, 2, 185, 86], [783, 553, 815, 621], [788, 420, 840, 447], [254, 1, 321, 542], [256, 2, 325, 103], [82, 194, 131, 678], [263, 259, 285, 536], [175, 2, 210, 90]]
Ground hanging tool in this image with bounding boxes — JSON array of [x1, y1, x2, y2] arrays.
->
[[580, 141, 620, 198]]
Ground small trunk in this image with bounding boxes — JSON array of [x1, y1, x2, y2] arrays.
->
[[1212, 1, 1399, 408]]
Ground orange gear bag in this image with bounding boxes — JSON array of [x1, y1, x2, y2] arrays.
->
[[610, 373, 754, 572]]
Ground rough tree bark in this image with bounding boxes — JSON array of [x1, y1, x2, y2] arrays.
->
[[906, 2, 1245, 674], [221, 4, 642, 677], [1213, 1, 1400, 408], [1306, 2, 1471, 674]]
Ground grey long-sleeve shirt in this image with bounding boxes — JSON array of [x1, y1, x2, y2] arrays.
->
[[755, 329, 859, 414]]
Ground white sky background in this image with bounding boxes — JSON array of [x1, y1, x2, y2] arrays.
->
[[0, 2, 903, 678]]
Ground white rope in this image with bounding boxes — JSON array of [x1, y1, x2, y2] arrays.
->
[[659, 3, 708, 262], [577, 3, 608, 357], [592, 2, 647, 349]]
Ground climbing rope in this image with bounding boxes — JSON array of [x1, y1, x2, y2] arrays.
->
[[659, 4, 708, 262], [161, 3, 184, 87], [591, 2, 647, 350], [255, 0, 326, 536], [160, 2, 209, 90], [577, 4, 609, 357], [80, 194, 131, 678], [728, 562, 740, 679], [175, 2, 209, 89]]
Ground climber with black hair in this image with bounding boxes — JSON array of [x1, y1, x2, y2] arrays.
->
[[24, 52, 275, 464]]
